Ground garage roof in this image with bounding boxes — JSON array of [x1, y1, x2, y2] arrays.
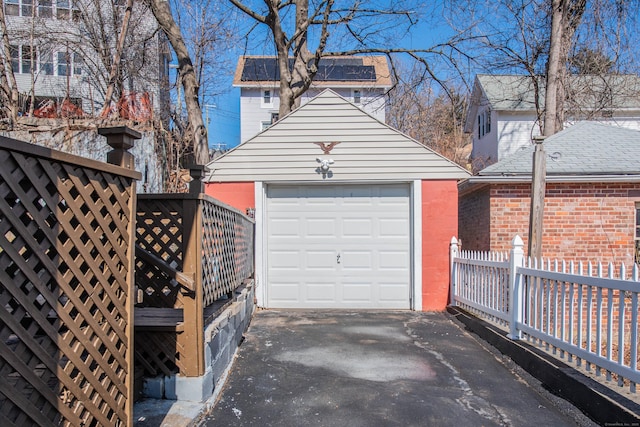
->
[[205, 90, 470, 182]]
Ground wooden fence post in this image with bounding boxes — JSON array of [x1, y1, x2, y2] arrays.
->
[[179, 165, 206, 376], [508, 235, 525, 340], [99, 126, 141, 170], [450, 237, 459, 307], [101, 126, 139, 427]]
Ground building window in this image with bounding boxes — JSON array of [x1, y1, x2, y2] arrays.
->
[[262, 89, 273, 107], [3, 0, 79, 19], [270, 112, 279, 124], [38, 0, 52, 18], [4, 0, 33, 17], [353, 89, 361, 104], [478, 110, 491, 138], [260, 120, 270, 131], [21, 45, 34, 74], [40, 50, 53, 75], [9, 45, 19, 73], [56, 50, 82, 76]]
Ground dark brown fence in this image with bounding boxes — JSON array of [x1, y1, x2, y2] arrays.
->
[[0, 132, 140, 426], [134, 171, 254, 380]]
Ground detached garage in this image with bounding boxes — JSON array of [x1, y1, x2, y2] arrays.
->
[[205, 90, 470, 311]]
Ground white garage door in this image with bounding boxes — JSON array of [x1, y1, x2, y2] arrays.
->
[[266, 184, 411, 309]]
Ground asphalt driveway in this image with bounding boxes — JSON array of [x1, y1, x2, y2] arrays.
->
[[199, 310, 595, 426]]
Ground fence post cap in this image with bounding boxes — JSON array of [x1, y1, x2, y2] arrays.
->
[[512, 235, 524, 247], [450, 236, 458, 244], [98, 126, 142, 150]]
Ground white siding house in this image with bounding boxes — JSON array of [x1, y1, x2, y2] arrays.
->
[[205, 90, 470, 311], [233, 56, 392, 143], [465, 74, 640, 171], [3, 0, 170, 116]]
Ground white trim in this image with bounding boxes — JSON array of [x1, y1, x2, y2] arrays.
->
[[465, 174, 640, 184], [254, 181, 267, 307], [412, 180, 423, 311]]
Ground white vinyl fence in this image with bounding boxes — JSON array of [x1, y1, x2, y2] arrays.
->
[[450, 236, 640, 393]]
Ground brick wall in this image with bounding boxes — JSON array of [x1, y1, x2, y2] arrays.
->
[[482, 182, 640, 265], [458, 185, 491, 251]]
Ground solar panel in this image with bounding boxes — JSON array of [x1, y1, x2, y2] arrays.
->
[[241, 57, 376, 82]]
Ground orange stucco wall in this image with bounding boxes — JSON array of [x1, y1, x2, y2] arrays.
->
[[421, 180, 458, 311], [205, 182, 255, 213]]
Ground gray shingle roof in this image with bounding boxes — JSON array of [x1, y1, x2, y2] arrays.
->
[[477, 74, 640, 111], [478, 122, 640, 176]]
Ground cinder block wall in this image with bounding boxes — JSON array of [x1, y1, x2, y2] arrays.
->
[[467, 182, 640, 265], [143, 283, 255, 402]]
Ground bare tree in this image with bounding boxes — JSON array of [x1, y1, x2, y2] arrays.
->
[[543, 0, 586, 136], [229, 0, 475, 117], [148, 0, 209, 164], [0, 3, 19, 125], [388, 64, 470, 167], [100, 0, 135, 116]]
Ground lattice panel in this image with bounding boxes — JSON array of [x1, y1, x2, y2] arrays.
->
[[135, 199, 184, 308], [201, 198, 255, 306], [134, 331, 183, 378], [0, 146, 135, 426]]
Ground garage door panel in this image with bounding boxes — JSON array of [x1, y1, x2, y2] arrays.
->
[[270, 250, 302, 270], [340, 251, 373, 270], [342, 218, 373, 237], [269, 282, 301, 303], [270, 218, 300, 237], [341, 282, 372, 303], [267, 184, 411, 309], [378, 251, 410, 270], [305, 250, 335, 270], [379, 218, 410, 237], [306, 218, 336, 236], [306, 283, 337, 302]]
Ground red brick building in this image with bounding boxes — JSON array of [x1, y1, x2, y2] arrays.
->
[[459, 122, 640, 265]]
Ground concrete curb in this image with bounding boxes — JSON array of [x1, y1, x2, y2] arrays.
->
[[447, 306, 640, 425]]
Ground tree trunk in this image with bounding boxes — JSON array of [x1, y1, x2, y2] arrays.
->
[[101, 0, 134, 116], [148, 0, 209, 164], [543, 0, 586, 137], [0, 3, 18, 125], [543, 0, 564, 137]]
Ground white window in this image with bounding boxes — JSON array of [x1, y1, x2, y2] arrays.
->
[[260, 120, 271, 131], [261, 89, 273, 107], [56, 50, 82, 76], [4, 0, 32, 17], [40, 50, 53, 75], [477, 109, 491, 139], [352, 89, 361, 104], [3, 0, 79, 19]]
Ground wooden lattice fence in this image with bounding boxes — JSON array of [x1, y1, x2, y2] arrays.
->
[[135, 184, 254, 380], [0, 132, 140, 426]]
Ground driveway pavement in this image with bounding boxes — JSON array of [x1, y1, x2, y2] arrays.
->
[[199, 310, 595, 426]]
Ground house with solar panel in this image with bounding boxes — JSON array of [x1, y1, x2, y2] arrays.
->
[[233, 56, 392, 142], [465, 74, 640, 171]]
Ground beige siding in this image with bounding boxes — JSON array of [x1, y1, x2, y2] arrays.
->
[[207, 90, 470, 182]]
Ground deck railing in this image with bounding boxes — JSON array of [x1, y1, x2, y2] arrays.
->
[[0, 129, 141, 426], [134, 166, 254, 379], [451, 236, 640, 393]]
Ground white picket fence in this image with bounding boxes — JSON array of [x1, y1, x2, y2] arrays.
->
[[450, 235, 640, 393]]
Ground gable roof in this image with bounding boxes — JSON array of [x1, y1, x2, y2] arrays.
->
[[477, 122, 640, 177], [205, 89, 470, 182], [465, 74, 640, 133], [233, 56, 392, 88]]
